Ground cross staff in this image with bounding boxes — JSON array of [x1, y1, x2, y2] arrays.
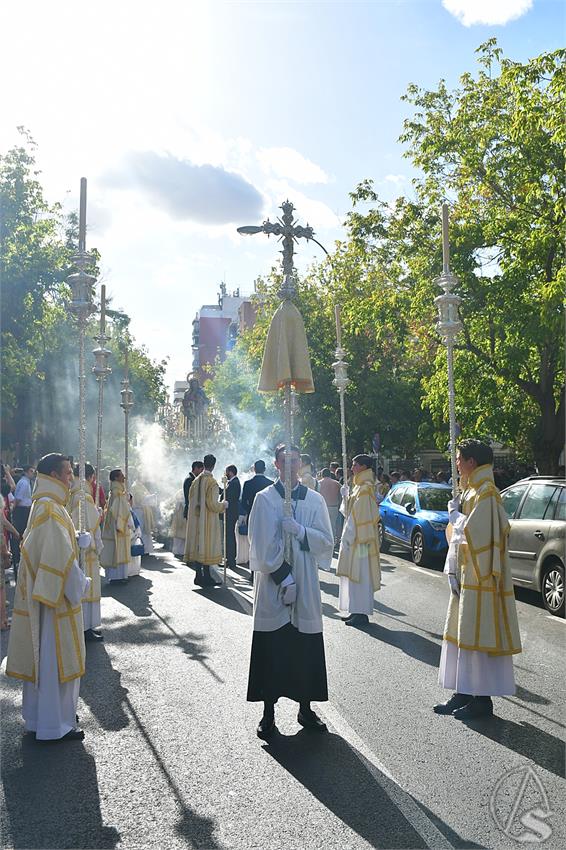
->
[[238, 201, 322, 527]]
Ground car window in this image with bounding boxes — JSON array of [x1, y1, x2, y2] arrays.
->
[[389, 486, 406, 505], [418, 487, 450, 511], [554, 488, 566, 521], [401, 485, 416, 507], [501, 484, 529, 519], [518, 484, 558, 521]]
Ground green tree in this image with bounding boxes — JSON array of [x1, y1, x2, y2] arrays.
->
[[0, 131, 167, 464], [397, 40, 565, 472]]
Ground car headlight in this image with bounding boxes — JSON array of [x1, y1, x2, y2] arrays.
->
[[429, 521, 447, 531]]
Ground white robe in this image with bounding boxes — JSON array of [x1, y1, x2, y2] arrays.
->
[[249, 484, 334, 634], [22, 560, 90, 739], [439, 507, 515, 696], [338, 512, 375, 616], [83, 527, 103, 629]]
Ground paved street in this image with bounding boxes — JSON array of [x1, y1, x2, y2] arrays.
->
[[2, 546, 565, 850]]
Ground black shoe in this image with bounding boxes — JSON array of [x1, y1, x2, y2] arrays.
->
[[297, 708, 327, 732], [84, 628, 104, 642], [453, 696, 494, 720], [201, 567, 222, 587], [38, 728, 85, 742], [61, 728, 85, 741], [344, 614, 369, 627], [433, 693, 472, 714], [194, 567, 204, 586], [256, 714, 276, 739]]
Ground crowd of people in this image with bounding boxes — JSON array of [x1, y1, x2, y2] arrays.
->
[[2, 436, 525, 742]]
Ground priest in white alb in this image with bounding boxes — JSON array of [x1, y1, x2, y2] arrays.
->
[[336, 454, 381, 627], [247, 444, 334, 739], [100, 468, 134, 584], [70, 463, 104, 642], [434, 439, 522, 720], [6, 453, 91, 741]]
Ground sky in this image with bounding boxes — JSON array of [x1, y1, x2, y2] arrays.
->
[[1, 0, 563, 395]]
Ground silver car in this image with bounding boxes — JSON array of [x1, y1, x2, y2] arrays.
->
[[500, 476, 565, 617]]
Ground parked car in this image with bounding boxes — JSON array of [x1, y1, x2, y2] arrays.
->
[[379, 482, 451, 566], [500, 476, 565, 617]]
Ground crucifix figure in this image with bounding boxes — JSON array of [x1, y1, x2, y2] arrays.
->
[[238, 200, 318, 300]]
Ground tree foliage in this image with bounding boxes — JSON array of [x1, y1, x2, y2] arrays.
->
[[0, 130, 167, 464], [211, 42, 564, 472]]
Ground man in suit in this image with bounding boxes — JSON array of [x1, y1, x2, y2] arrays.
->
[[224, 465, 241, 569], [240, 460, 273, 522], [183, 461, 204, 519]]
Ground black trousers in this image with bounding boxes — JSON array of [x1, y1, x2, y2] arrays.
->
[[11, 506, 30, 569], [226, 512, 237, 567]]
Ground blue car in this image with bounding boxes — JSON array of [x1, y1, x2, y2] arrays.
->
[[379, 481, 451, 566]]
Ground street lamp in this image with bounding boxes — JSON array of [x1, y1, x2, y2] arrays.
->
[[67, 178, 96, 532], [92, 284, 112, 508], [434, 203, 462, 497]]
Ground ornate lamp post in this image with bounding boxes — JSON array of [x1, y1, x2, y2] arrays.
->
[[120, 345, 134, 492], [434, 204, 462, 497], [92, 284, 112, 507], [333, 305, 350, 512], [67, 178, 96, 531]]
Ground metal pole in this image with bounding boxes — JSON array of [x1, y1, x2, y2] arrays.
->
[[78, 313, 87, 533], [124, 349, 129, 493], [446, 337, 459, 499], [283, 381, 292, 563], [434, 203, 462, 499], [222, 473, 228, 584], [333, 305, 350, 514]]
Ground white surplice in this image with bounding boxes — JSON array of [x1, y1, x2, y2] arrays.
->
[[22, 560, 90, 739], [249, 483, 334, 634]]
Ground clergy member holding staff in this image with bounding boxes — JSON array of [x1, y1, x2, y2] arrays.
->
[[247, 444, 334, 739], [6, 453, 91, 741], [70, 464, 104, 642], [100, 468, 134, 584], [336, 454, 381, 627], [434, 439, 522, 720], [184, 454, 227, 588]]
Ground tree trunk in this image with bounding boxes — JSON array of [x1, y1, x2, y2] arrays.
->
[[532, 386, 565, 474]]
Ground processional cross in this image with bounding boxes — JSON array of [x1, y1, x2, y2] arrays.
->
[[237, 200, 318, 300]]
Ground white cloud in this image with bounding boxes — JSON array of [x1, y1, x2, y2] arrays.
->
[[257, 147, 329, 185], [102, 151, 265, 226], [442, 0, 533, 26], [384, 174, 409, 186]]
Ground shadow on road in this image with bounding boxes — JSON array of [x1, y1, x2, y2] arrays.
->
[[102, 574, 153, 618], [263, 728, 475, 849], [466, 718, 566, 780], [124, 695, 221, 848], [139, 549, 177, 574], [356, 622, 441, 667], [80, 643, 130, 731], [1, 705, 120, 849]]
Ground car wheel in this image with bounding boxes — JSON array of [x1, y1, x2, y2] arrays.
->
[[378, 521, 389, 552], [541, 560, 565, 617], [411, 530, 425, 565]]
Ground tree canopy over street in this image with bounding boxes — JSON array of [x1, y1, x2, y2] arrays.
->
[[209, 41, 565, 472]]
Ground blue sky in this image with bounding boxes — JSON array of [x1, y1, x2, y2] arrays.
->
[[1, 0, 563, 391]]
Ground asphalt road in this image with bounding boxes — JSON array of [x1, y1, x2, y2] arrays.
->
[[1, 544, 564, 850]]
